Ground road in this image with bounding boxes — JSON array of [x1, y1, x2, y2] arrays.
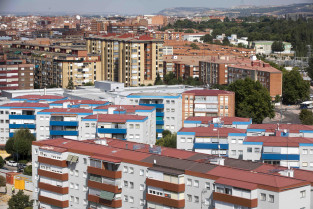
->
[[263, 105, 301, 124]]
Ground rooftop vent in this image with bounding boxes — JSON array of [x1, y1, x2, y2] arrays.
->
[[209, 157, 224, 166]]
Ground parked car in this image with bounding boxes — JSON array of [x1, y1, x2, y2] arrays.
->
[[7, 160, 17, 167], [0, 167, 9, 170]]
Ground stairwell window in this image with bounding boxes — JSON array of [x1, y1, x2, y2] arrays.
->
[[269, 195, 274, 203]]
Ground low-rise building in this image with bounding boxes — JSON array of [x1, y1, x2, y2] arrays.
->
[[251, 41, 292, 55], [183, 116, 252, 129]]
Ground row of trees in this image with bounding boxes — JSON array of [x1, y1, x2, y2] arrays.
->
[[162, 17, 313, 56]]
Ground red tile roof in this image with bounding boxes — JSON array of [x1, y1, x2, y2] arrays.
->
[[185, 116, 250, 125], [179, 127, 246, 137], [39, 108, 93, 113], [183, 89, 234, 96], [215, 177, 258, 190], [51, 100, 109, 105], [0, 102, 49, 108], [95, 105, 155, 113], [249, 124, 313, 133], [245, 136, 313, 147], [84, 114, 147, 123], [14, 95, 65, 100]]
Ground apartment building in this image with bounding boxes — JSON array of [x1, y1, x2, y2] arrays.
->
[[126, 93, 182, 138], [107, 23, 147, 34], [90, 19, 106, 34], [0, 62, 35, 93], [36, 108, 93, 140], [228, 59, 282, 97], [93, 104, 156, 141], [0, 102, 49, 145], [32, 137, 312, 209], [80, 114, 153, 144], [9, 42, 102, 88], [183, 116, 252, 129], [49, 100, 110, 109], [86, 34, 164, 86], [182, 90, 235, 121]]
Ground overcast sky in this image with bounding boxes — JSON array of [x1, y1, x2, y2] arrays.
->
[[0, 0, 311, 15]]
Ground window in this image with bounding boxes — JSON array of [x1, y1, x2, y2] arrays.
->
[[83, 172, 87, 178], [135, 124, 140, 129], [139, 169, 144, 176], [129, 124, 134, 129], [255, 148, 260, 153], [194, 196, 199, 203], [130, 181, 134, 189], [302, 162, 308, 167], [231, 150, 236, 156], [140, 199, 144, 206], [193, 180, 199, 188], [124, 195, 128, 202], [187, 194, 192, 202], [301, 190, 306, 198], [140, 184, 144, 191], [129, 167, 134, 174], [83, 158, 87, 164], [187, 179, 192, 186], [180, 137, 186, 143], [247, 147, 252, 153], [269, 195, 274, 203], [129, 196, 134, 203], [123, 166, 128, 173], [75, 184, 79, 190], [231, 139, 236, 144], [205, 182, 210, 190], [70, 183, 74, 188], [260, 193, 266, 201], [124, 181, 128, 187], [75, 170, 79, 177], [70, 196, 74, 202], [303, 149, 308, 155]]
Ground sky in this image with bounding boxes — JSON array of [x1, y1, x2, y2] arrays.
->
[[0, 0, 311, 15]]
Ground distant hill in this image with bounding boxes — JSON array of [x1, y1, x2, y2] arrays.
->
[[158, 3, 313, 17]]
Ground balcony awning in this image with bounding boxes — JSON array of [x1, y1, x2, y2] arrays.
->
[[71, 155, 79, 163], [100, 190, 115, 201], [66, 155, 73, 161]]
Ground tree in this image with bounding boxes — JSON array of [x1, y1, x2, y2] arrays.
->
[[282, 70, 310, 105], [306, 57, 313, 81], [184, 29, 194, 33], [66, 77, 74, 90], [83, 81, 94, 86], [23, 165, 32, 176], [156, 133, 177, 148], [154, 73, 163, 85], [190, 43, 200, 50], [274, 95, 281, 103], [0, 156, 4, 168], [0, 175, 5, 187], [200, 34, 214, 43], [299, 109, 313, 125], [8, 190, 33, 209], [271, 41, 285, 53], [5, 129, 36, 161], [222, 37, 230, 45], [228, 78, 275, 123]]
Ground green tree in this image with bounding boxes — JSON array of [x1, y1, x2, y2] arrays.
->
[[156, 133, 177, 148], [83, 81, 94, 86], [0, 156, 4, 168], [8, 190, 33, 209], [23, 165, 32, 176], [306, 57, 313, 81], [200, 34, 214, 43], [184, 29, 194, 33], [190, 43, 200, 50], [282, 70, 310, 105], [0, 175, 5, 187], [228, 78, 275, 123], [299, 109, 313, 125], [5, 129, 36, 161], [271, 41, 285, 52], [66, 77, 74, 90], [154, 73, 163, 85], [274, 95, 281, 103], [162, 130, 172, 138], [223, 37, 230, 45]]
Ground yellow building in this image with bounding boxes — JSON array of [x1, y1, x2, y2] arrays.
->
[[86, 34, 164, 86]]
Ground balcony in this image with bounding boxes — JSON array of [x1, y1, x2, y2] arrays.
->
[[194, 100, 218, 104], [194, 108, 218, 112], [88, 180, 121, 193], [50, 130, 78, 136], [146, 193, 185, 208], [213, 192, 258, 208], [9, 115, 36, 120], [38, 156, 67, 168], [88, 194, 122, 208], [39, 195, 69, 208], [87, 166, 122, 179], [146, 178, 185, 193], [50, 121, 78, 126], [261, 153, 300, 161], [156, 112, 164, 117], [156, 120, 164, 125], [98, 128, 127, 134], [38, 182, 68, 194], [9, 124, 36, 129], [156, 129, 164, 133], [139, 103, 164, 109], [194, 143, 229, 150], [38, 169, 68, 181], [9, 132, 36, 138]]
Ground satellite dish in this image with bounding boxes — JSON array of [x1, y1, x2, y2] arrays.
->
[[76, 15, 81, 20]]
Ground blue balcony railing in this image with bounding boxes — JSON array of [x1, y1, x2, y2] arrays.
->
[[9, 124, 36, 129], [156, 120, 164, 125], [193, 143, 229, 150], [50, 121, 78, 126], [156, 129, 164, 133], [50, 130, 78, 136], [156, 112, 164, 117], [10, 132, 36, 138], [261, 153, 300, 161], [9, 115, 36, 120], [98, 128, 127, 134]]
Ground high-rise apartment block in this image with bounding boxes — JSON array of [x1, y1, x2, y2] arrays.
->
[[86, 34, 164, 86]]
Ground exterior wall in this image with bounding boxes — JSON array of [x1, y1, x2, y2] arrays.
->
[[177, 133, 195, 151], [0, 109, 10, 145], [278, 185, 310, 209], [299, 145, 313, 171], [269, 73, 282, 97]]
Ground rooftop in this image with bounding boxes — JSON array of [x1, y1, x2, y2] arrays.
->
[[0, 102, 49, 108], [185, 116, 251, 125], [13, 94, 65, 100], [179, 126, 246, 137], [183, 89, 234, 96], [39, 108, 93, 114], [83, 114, 147, 123]]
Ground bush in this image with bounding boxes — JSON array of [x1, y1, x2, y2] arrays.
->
[[0, 175, 5, 187], [0, 156, 4, 168], [18, 160, 28, 164], [23, 165, 32, 176]]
